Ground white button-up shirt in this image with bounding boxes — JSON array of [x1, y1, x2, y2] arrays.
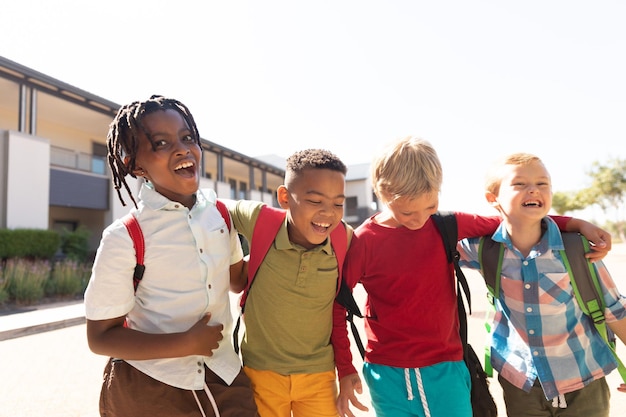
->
[[85, 184, 243, 389]]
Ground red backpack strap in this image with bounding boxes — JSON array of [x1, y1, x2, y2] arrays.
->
[[240, 205, 286, 308], [121, 200, 230, 295], [330, 221, 348, 295], [233, 205, 285, 354], [215, 199, 231, 233], [121, 213, 145, 293]]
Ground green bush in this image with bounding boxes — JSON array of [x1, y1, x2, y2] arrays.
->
[[0, 229, 60, 259], [3, 259, 49, 305], [59, 226, 91, 262], [46, 259, 91, 298], [0, 272, 8, 304]]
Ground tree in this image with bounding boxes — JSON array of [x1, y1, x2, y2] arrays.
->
[[553, 158, 626, 242]]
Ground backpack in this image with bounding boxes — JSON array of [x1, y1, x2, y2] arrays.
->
[[121, 199, 232, 293], [232, 205, 357, 353], [479, 232, 626, 383], [433, 212, 499, 417]]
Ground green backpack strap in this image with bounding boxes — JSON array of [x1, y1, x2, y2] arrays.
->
[[478, 236, 505, 377], [560, 233, 626, 383], [478, 236, 504, 304]]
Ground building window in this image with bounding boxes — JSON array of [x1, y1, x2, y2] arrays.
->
[[92, 143, 107, 175], [239, 182, 247, 199], [53, 220, 77, 233], [228, 178, 237, 199], [345, 196, 357, 216]]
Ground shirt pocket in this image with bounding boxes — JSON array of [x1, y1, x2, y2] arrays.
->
[[539, 271, 573, 312]]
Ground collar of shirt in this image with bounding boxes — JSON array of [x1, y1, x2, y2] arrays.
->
[[491, 217, 565, 258], [273, 220, 335, 255], [138, 182, 215, 212]]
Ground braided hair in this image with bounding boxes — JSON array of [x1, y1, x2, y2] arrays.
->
[[107, 95, 201, 208]]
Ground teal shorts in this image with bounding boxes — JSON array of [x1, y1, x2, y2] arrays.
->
[[363, 360, 472, 417]]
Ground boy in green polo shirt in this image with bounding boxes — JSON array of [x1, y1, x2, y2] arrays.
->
[[225, 149, 365, 417]]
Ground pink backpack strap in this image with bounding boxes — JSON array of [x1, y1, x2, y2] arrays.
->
[[215, 199, 231, 232], [121, 213, 145, 293], [121, 200, 231, 294], [233, 206, 349, 354], [240, 205, 286, 308], [329, 221, 347, 295]]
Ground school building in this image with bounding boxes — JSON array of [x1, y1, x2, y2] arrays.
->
[[0, 56, 376, 256]]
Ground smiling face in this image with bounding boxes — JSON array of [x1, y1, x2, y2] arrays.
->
[[131, 109, 201, 208], [277, 168, 346, 249], [488, 159, 552, 224]]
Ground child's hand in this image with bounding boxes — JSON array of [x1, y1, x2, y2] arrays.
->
[[619, 383, 626, 393], [186, 314, 224, 356], [337, 372, 369, 417], [579, 223, 612, 262]]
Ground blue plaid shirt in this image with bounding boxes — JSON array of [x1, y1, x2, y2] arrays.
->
[[458, 217, 626, 400]]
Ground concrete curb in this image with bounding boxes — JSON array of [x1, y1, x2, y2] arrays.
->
[[0, 301, 85, 341]]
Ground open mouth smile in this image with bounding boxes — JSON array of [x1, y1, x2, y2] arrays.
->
[[174, 160, 196, 177]]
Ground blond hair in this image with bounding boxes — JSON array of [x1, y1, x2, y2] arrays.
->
[[485, 152, 546, 195], [371, 136, 442, 203]]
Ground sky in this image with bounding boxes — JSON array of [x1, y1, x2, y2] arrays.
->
[[2, 0, 625, 220]]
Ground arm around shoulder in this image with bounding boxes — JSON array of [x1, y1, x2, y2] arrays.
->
[[557, 216, 612, 260]]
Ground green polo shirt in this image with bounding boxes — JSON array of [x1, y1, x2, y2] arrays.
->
[[226, 199, 342, 374]]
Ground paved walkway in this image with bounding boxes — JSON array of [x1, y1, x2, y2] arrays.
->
[[1, 243, 625, 416]]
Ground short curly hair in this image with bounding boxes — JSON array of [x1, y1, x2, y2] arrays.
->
[[284, 149, 347, 187]]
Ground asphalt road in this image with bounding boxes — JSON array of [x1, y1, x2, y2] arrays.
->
[[1, 244, 625, 416]]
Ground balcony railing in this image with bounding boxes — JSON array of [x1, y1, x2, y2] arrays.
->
[[50, 146, 107, 175]]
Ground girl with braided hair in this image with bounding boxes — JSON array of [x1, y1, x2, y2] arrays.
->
[[85, 95, 258, 416]]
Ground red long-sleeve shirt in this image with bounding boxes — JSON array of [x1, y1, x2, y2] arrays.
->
[[332, 212, 571, 379]]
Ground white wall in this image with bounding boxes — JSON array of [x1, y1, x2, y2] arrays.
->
[[109, 176, 141, 224], [6, 131, 49, 229]]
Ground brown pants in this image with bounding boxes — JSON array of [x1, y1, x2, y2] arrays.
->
[[99, 358, 258, 417], [499, 374, 610, 417]]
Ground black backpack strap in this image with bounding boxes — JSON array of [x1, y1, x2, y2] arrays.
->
[[336, 280, 365, 359], [432, 212, 471, 349], [333, 222, 365, 359], [432, 212, 471, 315]]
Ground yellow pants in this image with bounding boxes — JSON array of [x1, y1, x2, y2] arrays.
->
[[243, 366, 339, 417]]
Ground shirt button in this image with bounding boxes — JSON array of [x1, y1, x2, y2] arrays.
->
[[208, 284, 212, 289], [523, 261, 528, 266], [197, 369, 202, 374], [529, 329, 535, 335], [533, 351, 539, 356], [221, 229, 225, 233], [526, 307, 533, 312], [199, 248, 204, 254], [525, 284, 531, 289], [174, 204, 180, 208], [189, 214, 192, 219], [197, 361, 202, 366]]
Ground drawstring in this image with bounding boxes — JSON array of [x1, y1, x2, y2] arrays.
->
[[192, 390, 206, 417], [551, 394, 567, 408], [192, 383, 221, 417], [404, 368, 431, 417], [404, 368, 414, 400]]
